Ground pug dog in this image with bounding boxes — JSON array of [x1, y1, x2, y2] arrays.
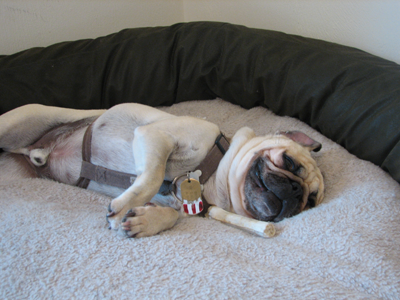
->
[[0, 103, 324, 238]]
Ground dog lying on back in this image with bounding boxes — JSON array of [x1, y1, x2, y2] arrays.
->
[[0, 103, 324, 237]]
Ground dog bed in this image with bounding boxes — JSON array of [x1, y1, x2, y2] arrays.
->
[[1, 99, 400, 299], [1, 22, 400, 298], [1, 22, 399, 184]]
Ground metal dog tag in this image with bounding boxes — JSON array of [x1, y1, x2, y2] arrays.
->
[[181, 176, 203, 215], [181, 178, 201, 201]]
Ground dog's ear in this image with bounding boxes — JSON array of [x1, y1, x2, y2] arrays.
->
[[279, 131, 322, 152]]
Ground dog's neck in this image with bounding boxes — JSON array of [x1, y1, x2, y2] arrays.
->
[[195, 133, 230, 185], [203, 138, 238, 212], [204, 127, 257, 213]]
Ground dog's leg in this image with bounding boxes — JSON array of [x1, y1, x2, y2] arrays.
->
[[106, 124, 176, 231], [0, 104, 104, 151], [121, 204, 179, 238]]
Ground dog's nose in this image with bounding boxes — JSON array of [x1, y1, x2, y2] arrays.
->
[[273, 182, 303, 222], [245, 161, 305, 222], [269, 179, 303, 222]]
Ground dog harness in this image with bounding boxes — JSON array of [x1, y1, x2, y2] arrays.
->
[[76, 120, 230, 214]]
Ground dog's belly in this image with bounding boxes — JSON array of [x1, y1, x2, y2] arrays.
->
[[88, 130, 210, 185], [89, 113, 219, 182], [47, 128, 87, 185], [90, 134, 136, 175]]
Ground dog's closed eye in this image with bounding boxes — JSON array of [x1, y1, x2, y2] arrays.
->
[[283, 153, 301, 174]]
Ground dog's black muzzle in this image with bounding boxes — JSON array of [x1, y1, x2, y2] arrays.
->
[[244, 157, 303, 222]]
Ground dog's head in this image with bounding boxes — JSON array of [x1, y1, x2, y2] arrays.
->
[[217, 127, 324, 222]]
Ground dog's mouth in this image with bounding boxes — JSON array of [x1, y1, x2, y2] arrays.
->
[[244, 157, 304, 222]]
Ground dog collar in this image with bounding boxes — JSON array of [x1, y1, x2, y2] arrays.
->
[[193, 133, 230, 184]]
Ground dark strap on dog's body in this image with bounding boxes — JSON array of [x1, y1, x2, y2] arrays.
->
[[77, 120, 134, 189], [76, 121, 230, 194], [195, 133, 230, 184], [76, 121, 96, 188]]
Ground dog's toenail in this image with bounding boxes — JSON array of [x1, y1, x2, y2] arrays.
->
[[107, 211, 116, 218], [125, 209, 136, 218]]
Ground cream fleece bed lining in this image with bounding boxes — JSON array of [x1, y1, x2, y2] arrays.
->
[[1, 99, 399, 299]]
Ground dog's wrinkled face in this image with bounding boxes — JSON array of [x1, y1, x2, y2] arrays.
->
[[225, 128, 324, 222]]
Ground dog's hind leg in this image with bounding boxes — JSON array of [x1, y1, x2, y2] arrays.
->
[[0, 104, 104, 151]]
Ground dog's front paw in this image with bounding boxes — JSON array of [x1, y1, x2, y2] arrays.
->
[[106, 195, 138, 230], [121, 204, 179, 238], [106, 202, 126, 231]]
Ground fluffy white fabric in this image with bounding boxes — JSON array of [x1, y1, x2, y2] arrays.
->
[[1, 99, 399, 299]]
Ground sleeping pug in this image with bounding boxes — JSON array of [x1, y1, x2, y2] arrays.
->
[[0, 103, 324, 237]]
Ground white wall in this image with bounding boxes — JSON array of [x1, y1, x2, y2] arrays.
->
[[0, 0, 184, 55], [183, 0, 400, 64], [1, 0, 399, 64]]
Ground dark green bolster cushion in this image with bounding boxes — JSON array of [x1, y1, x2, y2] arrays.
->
[[1, 22, 399, 183]]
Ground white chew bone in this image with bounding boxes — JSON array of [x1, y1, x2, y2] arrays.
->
[[207, 206, 276, 238]]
